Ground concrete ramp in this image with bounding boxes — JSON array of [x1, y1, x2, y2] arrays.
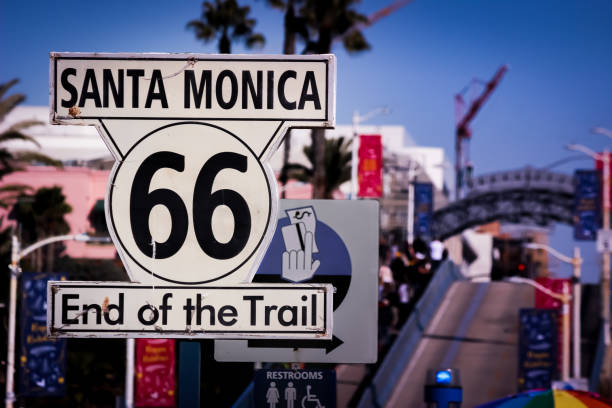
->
[[386, 281, 533, 408]]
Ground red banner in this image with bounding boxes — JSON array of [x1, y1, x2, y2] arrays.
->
[[595, 155, 612, 212], [358, 134, 383, 198], [135, 339, 176, 407], [535, 278, 571, 378]]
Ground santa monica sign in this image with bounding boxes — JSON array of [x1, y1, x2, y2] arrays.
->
[[47, 53, 336, 339]]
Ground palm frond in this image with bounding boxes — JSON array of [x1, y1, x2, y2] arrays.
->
[[7, 120, 44, 133], [266, 0, 287, 10], [0, 94, 26, 122], [0, 79, 19, 101], [187, 20, 217, 41], [283, 163, 312, 182], [13, 151, 63, 168], [343, 29, 370, 53], [0, 130, 41, 147], [0, 184, 32, 193], [246, 33, 266, 48]]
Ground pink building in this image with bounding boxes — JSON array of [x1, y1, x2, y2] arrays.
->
[[0, 165, 115, 259]]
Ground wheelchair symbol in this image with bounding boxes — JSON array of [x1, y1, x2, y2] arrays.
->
[[301, 385, 325, 408]]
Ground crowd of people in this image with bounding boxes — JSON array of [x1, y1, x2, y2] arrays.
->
[[377, 237, 447, 351]]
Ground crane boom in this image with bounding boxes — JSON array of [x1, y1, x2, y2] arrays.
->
[[455, 65, 508, 200], [456, 65, 508, 138]]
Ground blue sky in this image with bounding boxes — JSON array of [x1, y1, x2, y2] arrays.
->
[[2, 0, 612, 281]]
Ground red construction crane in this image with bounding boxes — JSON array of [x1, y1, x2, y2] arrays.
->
[[340, 0, 414, 43], [455, 65, 508, 200]]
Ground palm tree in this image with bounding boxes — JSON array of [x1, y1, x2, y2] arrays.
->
[[298, 0, 371, 198], [284, 136, 352, 199], [187, 0, 265, 54], [267, 0, 309, 197], [10, 187, 72, 272], [0, 79, 62, 207]]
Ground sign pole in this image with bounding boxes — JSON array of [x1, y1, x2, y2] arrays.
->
[[407, 161, 417, 245], [351, 111, 359, 200], [4, 235, 19, 408], [178, 341, 201, 408], [572, 247, 582, 379], [603, 148, 611, 346]]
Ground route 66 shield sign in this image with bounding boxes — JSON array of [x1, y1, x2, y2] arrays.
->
[[50, 53, 336, 285]]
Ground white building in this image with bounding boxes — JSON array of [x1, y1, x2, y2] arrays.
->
[[0, 106, 106, 163], [269, 124, 450, 196]]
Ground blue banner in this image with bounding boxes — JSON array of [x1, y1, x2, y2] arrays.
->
[[253, 369, 336, 408], [414, 182, 434, 240], [19, 272, 66, 397], [518, 308, 557, 391], [574, 169, 600, 240]]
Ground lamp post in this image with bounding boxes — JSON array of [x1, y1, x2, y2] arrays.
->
[[406, 160, 419, 244], [524, 243, 582, 379], [351, 107, 389, 200], [506, 275, 573, 381], [4, 233, 111, 408], [567, 143, 611, 346]]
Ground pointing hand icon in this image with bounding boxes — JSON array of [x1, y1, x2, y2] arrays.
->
[[281, 231, 320, 282]]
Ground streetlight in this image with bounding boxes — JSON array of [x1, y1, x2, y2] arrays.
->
[[592, 127, 612, 140], [4, 233, 111, 408], [351, 107, 390, 200], [505, 275, 573, 382], [566, 143, 611, 346], [524, 243, 582, 380]]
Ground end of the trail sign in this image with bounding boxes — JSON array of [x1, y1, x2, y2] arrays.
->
[[47, 282, 333, 339]]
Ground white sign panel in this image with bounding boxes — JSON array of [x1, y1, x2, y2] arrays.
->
[[215, 199, 379, 363], [49, 53, 336, 286], [47, 282, 333, 339]]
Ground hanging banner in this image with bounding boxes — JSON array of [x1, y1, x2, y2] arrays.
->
[[518, 308, 557, 391], [414, 182, 434, 240], [357, 134, 383, 198], [19, 272, 66, 397], [135, 339, 176, 407], [574, 169, 600, 240], [595, 156, 612, 215], [535, 277, 570, 379]]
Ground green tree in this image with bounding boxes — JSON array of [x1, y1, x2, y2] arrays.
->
[[187, 0, 265, 54], [298, 0, 370, 198], [284, 136, 352, 198], [0, 79, 62, 207], [10, 186, 72, 272]]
